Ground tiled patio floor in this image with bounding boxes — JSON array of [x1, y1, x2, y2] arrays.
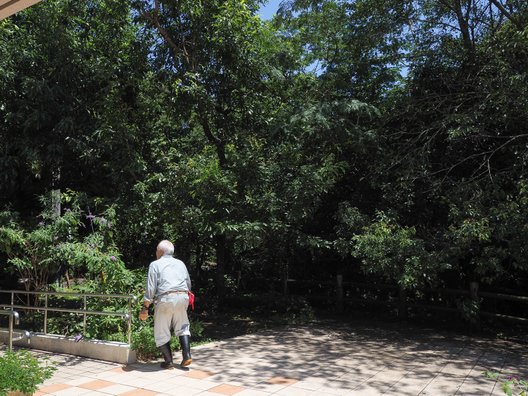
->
[[5, 320, 528, 395]]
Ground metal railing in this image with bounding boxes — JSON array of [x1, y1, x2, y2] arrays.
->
[[0, 290, 137, 344], [284, 276, 528, 323], [0, 309, 24, 351]]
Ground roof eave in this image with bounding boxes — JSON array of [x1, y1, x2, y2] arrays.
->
[[0, 0, 43, 21]]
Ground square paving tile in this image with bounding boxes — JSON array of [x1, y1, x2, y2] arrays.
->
[[118, 389, 158, 396], [289, 380, 324, 391], [184, 369, 216, 379], [79, 380, 117, 390], [168, 376, 220, 390], [110, 366, 132, 374], [115, 377, 159, 388], [235, 391, 272, 396], [51, 386, 94, 396], [142, 381, 180, 393], [208, 383, 246, 395], [267, 377, 298, 386], [96, 384, 136, 394], [273, 387, 313, 396], [39, 383, 73, 393]]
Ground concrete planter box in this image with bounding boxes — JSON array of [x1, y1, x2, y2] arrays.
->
[[1, 331, 136, 364]]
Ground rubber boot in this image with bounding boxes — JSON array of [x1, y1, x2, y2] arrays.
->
[[179, 335, 192, 367], [158, 342, 173, 369]]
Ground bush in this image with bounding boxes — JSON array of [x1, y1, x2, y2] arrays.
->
[[223, 292, 315, 323], [131, 318, 204, 361], [0, 350, 56, 396], [485, 371, 527, 396], [351, 212, 444, 290], [131, 323, 159, 361]]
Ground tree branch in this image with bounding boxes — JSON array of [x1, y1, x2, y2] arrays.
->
[[489, 0, 523, 30], [142, 0, 190, 66]]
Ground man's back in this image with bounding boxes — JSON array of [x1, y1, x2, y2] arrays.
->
[[146, 255, 191, 301]]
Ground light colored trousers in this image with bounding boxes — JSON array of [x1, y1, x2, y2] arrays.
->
[[154, 294, 191, 347]]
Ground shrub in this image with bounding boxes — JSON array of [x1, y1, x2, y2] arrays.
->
[[0, 350, 56, 396], [223, 292, 315, 323], [485, 371, 527, 396], [351, 212, 445, 290], [131, 318, 205, 361], [131, 323, 159, 361]]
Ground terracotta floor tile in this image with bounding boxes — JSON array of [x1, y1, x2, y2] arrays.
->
[[38, 383, 72, 393], [49, 386, 94, 396], [79, 379, 116, 390], [267, 377, 298, 385], [207, 383, 246, 395], [184, 369, 216, 379], [96, 384, 136, 394], [111, 366, 132, 373], [118, 389, 158, 396]]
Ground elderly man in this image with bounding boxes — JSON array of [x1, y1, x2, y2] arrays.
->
[[139, 240, 192, 369]]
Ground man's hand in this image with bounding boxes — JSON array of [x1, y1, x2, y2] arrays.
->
[[139, 301, 150, 321]]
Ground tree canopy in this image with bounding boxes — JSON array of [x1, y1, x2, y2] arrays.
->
[[1, 0, 527, 309]]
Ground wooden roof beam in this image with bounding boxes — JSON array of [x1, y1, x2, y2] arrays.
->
[[0, 0, 42, 20]]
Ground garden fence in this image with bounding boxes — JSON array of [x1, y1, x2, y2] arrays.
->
[[283, 275, 528, 324], [0, 290, 136, 344], [0, 309, 24, 351]]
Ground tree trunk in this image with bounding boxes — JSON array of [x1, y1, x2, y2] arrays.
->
[[51, 166, 61, 216], [215, 234, 226, 299]]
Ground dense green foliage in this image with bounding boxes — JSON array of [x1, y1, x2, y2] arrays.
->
[[0, 350, 56, 395], [485, 370, 528, 396], [0, 192, 132, 293], [1, 0, 527, 325], [132, 317, 204, 360]]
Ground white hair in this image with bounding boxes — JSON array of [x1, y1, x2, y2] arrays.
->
[[157, 240, 174, 256]]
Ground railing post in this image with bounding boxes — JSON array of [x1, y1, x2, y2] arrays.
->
[[470, 281, 479, 301], [8, 312, 13, 352], [282, 264, 288, 295], [469, 281, 480, 328], [83, 295, 87, 335], [336, 275, 344, 313], [44, 294, 48, 334], [398, 286, 407, 319], [236, 270, 242, 288], [7, 311, 19, 352], [127, 297, 134, 345]]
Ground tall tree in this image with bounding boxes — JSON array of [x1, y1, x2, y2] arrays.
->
[[0, 0, 149, 213], [127, 0, 287, 296]]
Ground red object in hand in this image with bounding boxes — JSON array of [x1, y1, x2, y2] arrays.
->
[[188, 291, 195, 311]]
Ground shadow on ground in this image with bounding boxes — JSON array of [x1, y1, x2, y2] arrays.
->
[[189, 316, 527, 395]]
